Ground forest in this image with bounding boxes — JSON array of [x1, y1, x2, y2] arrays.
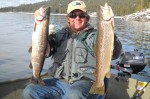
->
[[0, 0, 149, 16]]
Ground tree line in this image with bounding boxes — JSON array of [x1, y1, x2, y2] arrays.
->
[[0, 0, 149, 16]]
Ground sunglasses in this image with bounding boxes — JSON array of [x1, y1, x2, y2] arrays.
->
[[68, 13, 87, 19]]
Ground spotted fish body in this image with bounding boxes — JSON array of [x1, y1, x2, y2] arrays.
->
[[30, 7, 50, 85], [89, 3, 114, 95]]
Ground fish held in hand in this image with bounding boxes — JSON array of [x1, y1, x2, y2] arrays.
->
[[29, 6, 50, 85], [89, 3, 114, 95]]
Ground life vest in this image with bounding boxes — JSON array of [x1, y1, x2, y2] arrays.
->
[[48, 24, 97, 83], [47, 24, 122, 83]]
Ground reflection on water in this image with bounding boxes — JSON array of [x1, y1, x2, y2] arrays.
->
[[0, 12, 149, 82], [115, 19, 150, 59]]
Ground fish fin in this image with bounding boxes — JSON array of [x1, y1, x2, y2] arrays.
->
[[89, 82, 105, 95], [106, 70, 111, 78], [34, 22, 36, 32], [94, 71, 97, 77], [30, 76, 45, 85], [29, 62, 32, 69], [93, 44, 97, 57], [28, 46, 32, 54]]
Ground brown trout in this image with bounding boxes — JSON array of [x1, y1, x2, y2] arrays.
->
[[89, 3, 114, 95], [29, 6, 50, 85]]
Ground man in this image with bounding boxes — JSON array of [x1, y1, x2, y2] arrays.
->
[[23, 0, 122, 99]]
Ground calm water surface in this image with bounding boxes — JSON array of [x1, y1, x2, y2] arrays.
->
[[0, 12, 149, 82]]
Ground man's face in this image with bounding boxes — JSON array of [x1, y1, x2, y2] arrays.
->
[[67, 10, 88, 33]]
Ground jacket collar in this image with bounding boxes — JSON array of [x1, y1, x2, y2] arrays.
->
[[64, 23, 94, 38]]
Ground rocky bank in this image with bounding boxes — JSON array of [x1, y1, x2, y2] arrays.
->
[[124, 9, 150, 22]]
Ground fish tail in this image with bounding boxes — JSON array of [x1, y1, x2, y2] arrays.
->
[[89, 83, 105, 95], [29, 62, 32, 69], [30, 76, 45, 85]]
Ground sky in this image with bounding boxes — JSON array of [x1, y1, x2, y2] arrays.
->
[[0, 0, 48, 8]]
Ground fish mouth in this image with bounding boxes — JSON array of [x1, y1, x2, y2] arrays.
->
[[35, 6, 50, 24], [100, 3, 114, 21]]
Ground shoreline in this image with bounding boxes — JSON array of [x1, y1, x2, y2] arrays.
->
[[0, 12, 124, 19]]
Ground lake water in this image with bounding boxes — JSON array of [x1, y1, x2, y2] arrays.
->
[[0, 12, 150, 82]]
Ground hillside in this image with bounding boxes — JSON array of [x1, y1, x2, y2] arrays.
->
[[0, 0, 149, 16], [124, 9, 150, 21]]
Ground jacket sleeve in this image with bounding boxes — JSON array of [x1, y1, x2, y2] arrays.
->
[[112, 34, 122, 60]]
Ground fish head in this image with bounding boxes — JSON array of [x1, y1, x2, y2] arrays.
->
[[34, 6, 50, 24]]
